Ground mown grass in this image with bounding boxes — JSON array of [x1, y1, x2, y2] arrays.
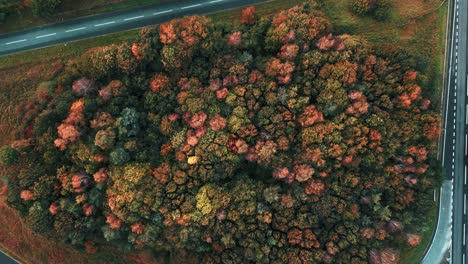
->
[[0, 30, 139, 70], [320, 0, 445, 102]]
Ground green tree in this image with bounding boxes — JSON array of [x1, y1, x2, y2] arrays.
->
[[0, 145, 19, 166], [110, 147, 130, 165], [30, 0, 62, 18], [26, 202, 53, 233]]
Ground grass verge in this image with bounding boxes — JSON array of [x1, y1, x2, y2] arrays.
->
[[399, 194, 438, 263]]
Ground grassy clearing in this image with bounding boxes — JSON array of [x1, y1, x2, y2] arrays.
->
[[0, 0, 167, 33], [320, 0, 445, 101], [0, 30, 139, 71]]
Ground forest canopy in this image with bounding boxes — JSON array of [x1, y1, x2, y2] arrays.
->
[[2, 1, 441, 263]]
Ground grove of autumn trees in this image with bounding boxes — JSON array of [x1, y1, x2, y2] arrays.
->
[[0, 1, 442, 263]]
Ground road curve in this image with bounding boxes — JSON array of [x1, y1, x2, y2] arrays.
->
[[0, 0, 272, 56], [422, 180, 453, 264]]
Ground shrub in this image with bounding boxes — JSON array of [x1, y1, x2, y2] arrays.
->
[[0, 146, 19, 166]]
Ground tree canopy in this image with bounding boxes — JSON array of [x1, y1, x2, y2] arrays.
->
[[3, 2, 441, 263]]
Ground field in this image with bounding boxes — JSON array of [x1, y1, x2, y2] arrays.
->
[[0, 0, 446, 263]]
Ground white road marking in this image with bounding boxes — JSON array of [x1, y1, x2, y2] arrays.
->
[[35, 33, 56, 39], [153, 9, 173, 15], [465, 166, 467, 184], [465, 223, 466, 246], [466, 134, 468, 155], [464, 194, 466, 213], [181, 3, 202, 9], [94, 21, 115, 27], [209, 0, 224, 3], [124, 15, 144, 21], [65, 27, 86, 32], [5, 39, 27, 45]]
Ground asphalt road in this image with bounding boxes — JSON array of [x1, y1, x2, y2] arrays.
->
[[0, 253, 17, 264], [441, 0, 468, 262], [0, 0, 272, 56], [422, 180, 453, 264]]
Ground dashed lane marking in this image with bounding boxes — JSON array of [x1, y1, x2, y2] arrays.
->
[[209, 0, 224, 3], [35, 33, 56, 39], [181, 4, 202, 9], [94, 21, 115, 27], [124, 15, 144, 21], [153, 9, 173, 15], [5, 39, 27, 45], [65, 27, 86, 33]]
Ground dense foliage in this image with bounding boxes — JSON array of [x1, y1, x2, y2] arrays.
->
[[29, 0, 62, 17], [351, 0, 392, 21], [0, 0, 61, 20], [4, 2, 441, 263]]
